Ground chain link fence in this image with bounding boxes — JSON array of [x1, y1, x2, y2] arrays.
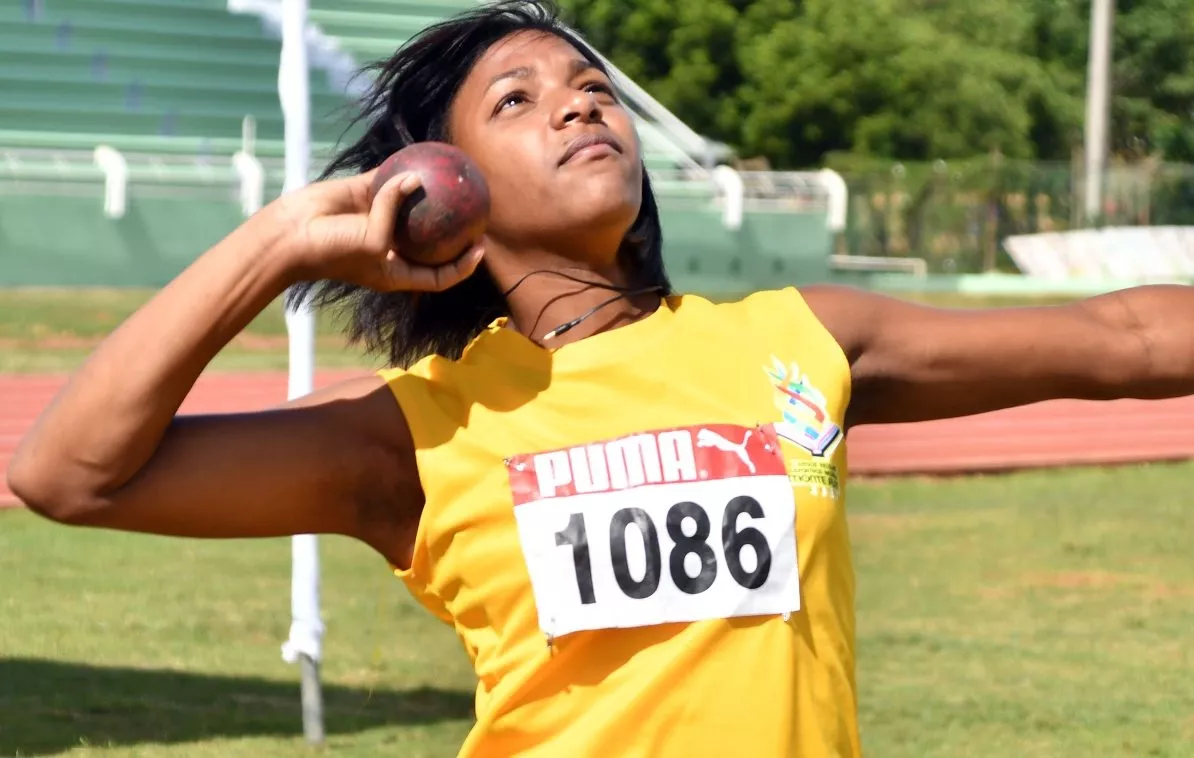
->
[[833, 155, 1194, 274]]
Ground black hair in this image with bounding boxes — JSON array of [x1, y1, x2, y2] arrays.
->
[[287, 0, 671, 369]]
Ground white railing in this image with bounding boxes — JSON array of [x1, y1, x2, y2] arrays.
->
[[94, 146, 129, 218], [0, 146, 265, 212], [829, 254, 928, 277], [738, 171, 830, 206], [0, 145, 851, 239]]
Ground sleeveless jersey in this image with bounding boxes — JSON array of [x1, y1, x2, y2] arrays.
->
[[380, 287, 858, 757]]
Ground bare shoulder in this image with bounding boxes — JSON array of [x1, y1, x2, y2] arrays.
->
[[795, 284, 888, 364]]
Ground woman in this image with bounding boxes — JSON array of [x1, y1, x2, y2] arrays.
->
[[10, 2, 1194, 756]]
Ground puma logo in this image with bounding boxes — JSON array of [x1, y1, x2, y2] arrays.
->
[[696, 428, 756, 474]]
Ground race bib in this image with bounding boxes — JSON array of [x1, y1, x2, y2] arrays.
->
[[507, 423, 801, 639]]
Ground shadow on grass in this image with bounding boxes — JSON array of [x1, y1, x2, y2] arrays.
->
[[0, 657, 474, 755]]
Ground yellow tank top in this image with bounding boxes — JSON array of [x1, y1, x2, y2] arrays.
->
[[380, 287, 858, 757]]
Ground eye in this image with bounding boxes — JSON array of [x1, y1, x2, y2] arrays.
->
[[584, 81, 616, 99], [495, 91, 528, 114]]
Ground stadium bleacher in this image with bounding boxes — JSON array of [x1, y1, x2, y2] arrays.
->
[[0, 0, 837, 290], [0, 0, 350, 161]]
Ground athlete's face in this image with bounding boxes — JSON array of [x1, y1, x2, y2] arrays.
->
[[447, 31, 643, 265]]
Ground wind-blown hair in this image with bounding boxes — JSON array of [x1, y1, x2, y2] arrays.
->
[[287, 0, 670, 368]]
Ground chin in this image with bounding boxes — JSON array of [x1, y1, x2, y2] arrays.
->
[[572, 192, 639, 233], [572, 170, 641, 221]]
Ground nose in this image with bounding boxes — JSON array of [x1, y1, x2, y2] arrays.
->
[[552, 88, 603, 129]]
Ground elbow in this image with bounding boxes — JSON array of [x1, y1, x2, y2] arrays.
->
[[6, 451, 104, 526], [1093, 325, 1181, 400], [1079, 289, 1191, 400]]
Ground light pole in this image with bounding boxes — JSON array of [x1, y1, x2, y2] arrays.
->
[[1083, 0, 1115, 224]]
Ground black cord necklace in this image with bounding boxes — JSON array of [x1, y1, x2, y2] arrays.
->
[[541, 285, 665, 340], [501, 269, 664, 342]]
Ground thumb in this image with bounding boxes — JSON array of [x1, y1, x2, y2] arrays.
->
[[364, 172, 423, 253]]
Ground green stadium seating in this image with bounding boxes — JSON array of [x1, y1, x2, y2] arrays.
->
[[0, 130, 337, 163], [0, 22, 281, 65], [1, 75, 346, 118], [1, 0, 703, 168], [0, 0, 835, 289], [308, 8, 447, 42]]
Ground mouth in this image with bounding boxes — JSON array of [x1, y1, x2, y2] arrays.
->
[[559, 132, 623, 166]]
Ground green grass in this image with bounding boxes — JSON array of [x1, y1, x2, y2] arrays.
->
[[0, 289, 380, 373], [852, 464, 1194, 757], [0, 288, 1080, 374], [0, 516, 476, 758], [3, 463, 1193, 756]]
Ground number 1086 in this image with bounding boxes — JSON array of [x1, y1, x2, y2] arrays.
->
[[554, 496, 774, 604]]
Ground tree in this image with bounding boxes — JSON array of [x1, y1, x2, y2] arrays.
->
[[558, 0, 1193, 167], [560, 0, 745, 140], [1111, 0, 1194, 160], [734, 0, 1080, 165]]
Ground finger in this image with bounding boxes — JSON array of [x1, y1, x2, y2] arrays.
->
[[306, 164, 396, 214], [394, 245, 486, 292], [355, 164, 393, 205], [363, 172, 423, 253]]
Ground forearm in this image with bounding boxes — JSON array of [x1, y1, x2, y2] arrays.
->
[[10, 210, 297, 506], [819, 283, 1194, 427]]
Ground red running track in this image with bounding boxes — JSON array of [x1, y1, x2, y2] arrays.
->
[[4, 372, 1194, 506]]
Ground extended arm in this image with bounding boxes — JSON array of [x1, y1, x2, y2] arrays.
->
[[802, 284, 1194, 427]]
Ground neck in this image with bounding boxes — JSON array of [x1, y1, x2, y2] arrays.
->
[[489, 250, 662, 349]]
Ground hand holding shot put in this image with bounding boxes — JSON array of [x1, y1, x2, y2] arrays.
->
[[277, 151, 487, 293]]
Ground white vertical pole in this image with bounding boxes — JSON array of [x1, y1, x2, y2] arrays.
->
[[1083, 0, 1114, 223], [277, 0, 324, 746]]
